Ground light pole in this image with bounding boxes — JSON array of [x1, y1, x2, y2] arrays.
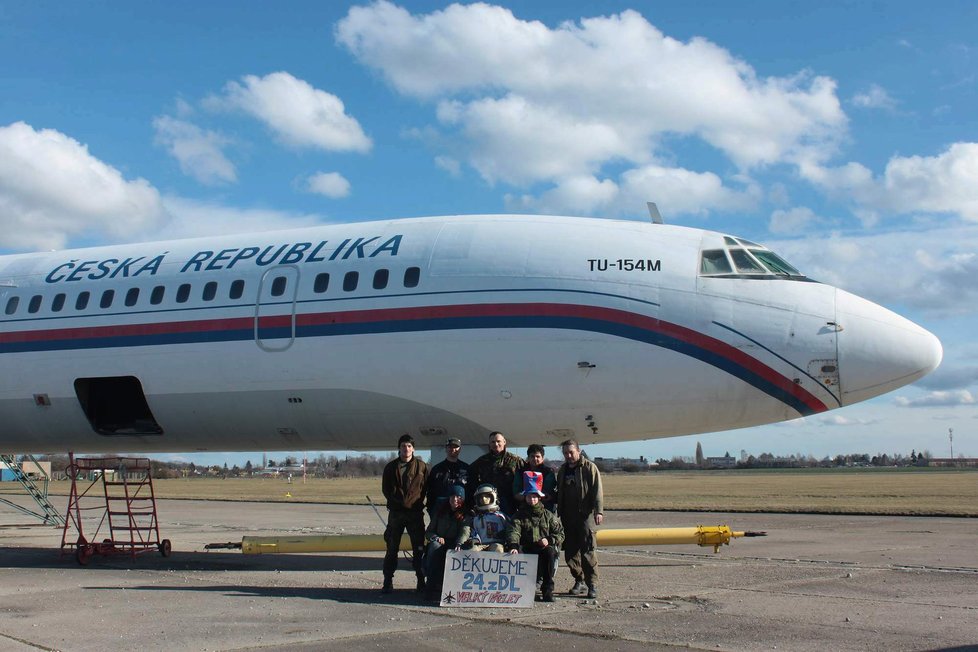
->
[[949, 428, 954, 459]]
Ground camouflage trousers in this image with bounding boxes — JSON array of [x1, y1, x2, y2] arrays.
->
[[562, 517, 598, 585]]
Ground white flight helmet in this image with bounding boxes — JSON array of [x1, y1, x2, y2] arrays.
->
[[473, 483, 499, 513]]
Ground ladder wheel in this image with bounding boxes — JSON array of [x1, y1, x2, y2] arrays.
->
[[75, 544, 93, 566], [159, 539, 172, 557]]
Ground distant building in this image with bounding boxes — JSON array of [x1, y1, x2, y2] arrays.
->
[[926, 457, 978, 468], [593, 456, 651, 471], [705, 453, 736, 468]]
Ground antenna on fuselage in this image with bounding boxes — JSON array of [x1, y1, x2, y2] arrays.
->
[[646, 202, 663, 224]]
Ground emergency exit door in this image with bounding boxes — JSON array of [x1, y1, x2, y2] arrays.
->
[[255, 265, 299, 352]]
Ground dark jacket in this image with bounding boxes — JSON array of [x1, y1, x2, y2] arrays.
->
[[556, 457, 603, 521], [505, 502, 564, 551], [425, 504, 466, 543], [426, 459, 470, 511], [382, 456, 428, 512], [470, 450, 524, 513]]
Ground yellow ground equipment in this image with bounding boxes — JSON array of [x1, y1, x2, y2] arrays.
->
[[206, 525, 764, 555]]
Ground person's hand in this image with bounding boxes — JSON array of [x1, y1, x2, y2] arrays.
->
[[437, 537, 445, 545], [538, 537, 549, 547], [595, 513, 604, 526], [507, 548, 518, 555]]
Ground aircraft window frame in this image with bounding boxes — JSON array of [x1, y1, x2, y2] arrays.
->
[[52, 293, 66, 312], [4, 296, 18, 315], [735, 237, 762, 248], [202, 281, 218, 302], [700, 249, 733, 275], [150, 286, 165, 305], [314, 273, 330, 293], [125, 288, 140, 307], [100, 289, 115, 309], [229, 279, 245, 300], [343, 271, 359, 292], [750, 249, 800, 276], [270, 276, 287, 297], [729, 248, 766, 274], [75, 292, 90, 311], [28, 295, 42, 314], [373, 269, 389, 290], [404, 266, 420, 288], [176, 283, 191, 304]]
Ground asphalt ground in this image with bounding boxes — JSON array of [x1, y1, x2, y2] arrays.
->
[[1, 496, 976, 651]]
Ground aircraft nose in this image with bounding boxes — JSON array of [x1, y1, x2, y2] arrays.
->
[[836, 289, 943, 406]]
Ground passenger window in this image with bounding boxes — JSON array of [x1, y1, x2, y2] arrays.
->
[[76, 292, 90, 310], [4, 296, 18, 315], [176, 284, 191, 303], [203, 281, 217, 301], [100, 290, 115, 309], [343, 271, 359, 292], [404, 266, 420, 288], [125, 288, 139, 307], [729, 249, 766, 274], [28, 295, 42, 314], [150, 286, 165, 305], [700, 250, 733, 275], [52, 293, 66, 312], [229, 279, 244, 300], [373, 269, 389, 290], [314, 273, 330, 293], [270, 276, 287, 297]]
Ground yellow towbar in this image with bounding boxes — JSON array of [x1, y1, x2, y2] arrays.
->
[[207, 525, 764, 555]]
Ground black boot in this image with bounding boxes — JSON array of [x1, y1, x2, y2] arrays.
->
[[542, 583, 555, 602]]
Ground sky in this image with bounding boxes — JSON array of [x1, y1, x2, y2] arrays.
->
[[1, 1, 976, 466]]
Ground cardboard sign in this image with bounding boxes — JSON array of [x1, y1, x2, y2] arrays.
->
[[440, 549, 538, 608]]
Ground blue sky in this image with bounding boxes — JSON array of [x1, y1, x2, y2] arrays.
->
[[1, 1, 976, 466]]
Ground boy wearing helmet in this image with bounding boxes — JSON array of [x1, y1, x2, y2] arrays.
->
[[457, 483, 510, 553], [505, 471, 564, 602]]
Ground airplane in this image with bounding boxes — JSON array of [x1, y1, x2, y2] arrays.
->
[[0, 211, 942, 456]]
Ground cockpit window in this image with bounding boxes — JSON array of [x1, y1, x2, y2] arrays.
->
[[751, 250, 800, 276], [729, 248, 766, 274], [700, 235, 807, 279], [700, 249, 733, 274]]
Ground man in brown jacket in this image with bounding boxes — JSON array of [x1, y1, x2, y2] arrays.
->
[[556, 439, 604, 599], [381, 433, 428, 594]]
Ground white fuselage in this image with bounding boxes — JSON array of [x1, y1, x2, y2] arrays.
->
[[0, 215, 942, 453]]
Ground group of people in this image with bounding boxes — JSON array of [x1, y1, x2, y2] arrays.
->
[[380, 430, 603, 602]]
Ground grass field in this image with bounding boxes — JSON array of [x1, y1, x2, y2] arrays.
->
[[9, 467, 975, 516]]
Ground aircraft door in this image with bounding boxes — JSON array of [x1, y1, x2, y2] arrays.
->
[[255, 265, 299, 352], [806, 289, 841, 403]]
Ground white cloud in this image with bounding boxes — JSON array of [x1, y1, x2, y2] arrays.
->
[[851, 84, 897, 111], [147, 196, 325, 242], [769, 206, 817, 234], [0, 121, 166, 251], [916, 366, 978, 391], [336, 2, 846, 208], [771, 224, 978, 316], [304, 171, 351, 199], [434, 155, 461, 177], [894, 390, 975, 407], [801, 142, 978, 222], [818, 414, 877, 426], [506, 164, 757, 218], [206, 72, 371, 153], [153, 116, 237, 186]]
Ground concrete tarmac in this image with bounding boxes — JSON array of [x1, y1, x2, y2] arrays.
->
[[1, 496, 976, 651]]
